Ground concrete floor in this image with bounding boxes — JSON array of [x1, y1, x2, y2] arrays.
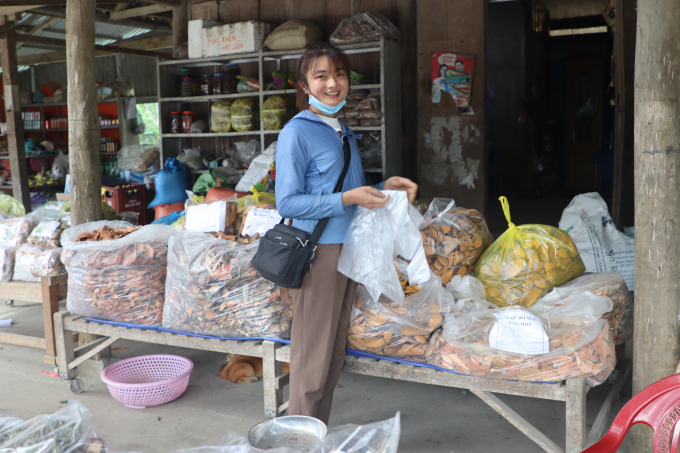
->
[[0, 197, 636, 453]]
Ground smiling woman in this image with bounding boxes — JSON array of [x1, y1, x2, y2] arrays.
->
[[272, 43, 418, 425]]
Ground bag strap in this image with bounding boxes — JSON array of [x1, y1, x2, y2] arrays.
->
[[308, 138, 352, 245]]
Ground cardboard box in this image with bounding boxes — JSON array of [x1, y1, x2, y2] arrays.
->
[[188, 19, 272, 58], [56, 193, 71, 202]]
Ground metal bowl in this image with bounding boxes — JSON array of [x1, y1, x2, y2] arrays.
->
[[248, 416, 327, 452]]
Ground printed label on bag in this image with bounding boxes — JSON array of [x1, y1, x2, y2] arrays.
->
[[489, 310, 549, 355], [185, 202, 226, 233], [241, 207, 282, 237], [32, 221, 60, 238]]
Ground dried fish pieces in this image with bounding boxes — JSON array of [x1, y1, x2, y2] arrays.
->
[[62, 221, 177, 326], [420, 199, 492, 285], [0, 216, 36, 245], [162, 231, 292, 339], [13, 244, 64, 282]]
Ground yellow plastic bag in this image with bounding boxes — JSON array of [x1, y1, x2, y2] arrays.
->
[[236, 187, 276, 213], [211, 99, 234, 133], [0, 195, 26, 217], [261, 95, 296, 130], [474, 196, 585, 307], [231, 97, 259, 132]]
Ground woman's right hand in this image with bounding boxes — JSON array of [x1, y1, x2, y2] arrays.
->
[[342, 186, 390, 209]]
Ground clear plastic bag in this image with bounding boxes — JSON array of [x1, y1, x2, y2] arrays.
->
[[231, 98, 259, 132], [51, 151, 69, 181], [211, 100, 234, 133], [27, 220, 67, 248], [360, 119, 382, 127], [420, 199, 493, 285], [426, 291, 615, 385], [0, 216, 36, 246], [358, 97, 380, 110], [0, 195, 26, 217], [0, 400, 107, 453], [234, 139, 261, 166], [62, 221, 177, 325], [446, 274, 488, 300], [30, 201, 67, 222], [359, 109, 382, 119], [347, 276, 454, 361], [163, 231, 293, 339], [537, 271, 633, 345], [330, 11, 401, 45], [344, 110, 360, 119], [0, 246, 17, 282], [261, 95, 296, 130], [475, 197, 586, 307], [13, 244, 64, 282], [347, 90, 369, 100], [235, 142, 276, 193], [118, 145, 160, 173], [344, 118, 359, 128], [338, 190, 431, 303]]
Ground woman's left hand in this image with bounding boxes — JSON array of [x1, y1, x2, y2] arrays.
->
[[383, 177, 418, 204]]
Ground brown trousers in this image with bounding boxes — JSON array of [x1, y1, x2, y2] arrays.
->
[[288, 244, 358, 424]]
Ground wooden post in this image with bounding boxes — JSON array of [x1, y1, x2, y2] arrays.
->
[[611, 0, 636, 230], [66, 0, 102, 225], [632, 0, 680, 452], [172, 0, 188, 59], [0, 15, 31, 213]]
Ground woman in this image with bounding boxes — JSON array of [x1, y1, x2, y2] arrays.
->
[[275, 43, 418, 424]]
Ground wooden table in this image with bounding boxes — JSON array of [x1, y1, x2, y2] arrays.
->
[[0, 274, 67, 365], [53, 311, 630, 453]]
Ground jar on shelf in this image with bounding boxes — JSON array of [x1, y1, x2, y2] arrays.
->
[[181, 77, 198, 97], [200, 74, 211, 96], [169, 111, 181, 134], [211, 73, 223, 95], [223, 64, 240, 94], [181, 111, 196, 133], [177, 68, 193, 96]]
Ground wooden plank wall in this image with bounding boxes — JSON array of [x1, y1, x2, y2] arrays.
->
[[191, 0, 419, 182], [416, 0, 487, 212]]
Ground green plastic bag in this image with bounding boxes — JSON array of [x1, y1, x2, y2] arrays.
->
[[211, 99, 234, 133], [192, 169, 233, 196], [262, 95, 296, 130], [0, 195, 26, 217]]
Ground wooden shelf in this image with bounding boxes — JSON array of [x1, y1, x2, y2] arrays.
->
[[162, 131, 259, 138], [23, 98, 120, 109], [160, 92, 258, 103]]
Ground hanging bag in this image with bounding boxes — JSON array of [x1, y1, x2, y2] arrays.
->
[[251, 140, 351, 288]]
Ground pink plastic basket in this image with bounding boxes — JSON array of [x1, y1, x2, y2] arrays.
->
[[101, 354, 193, 409]]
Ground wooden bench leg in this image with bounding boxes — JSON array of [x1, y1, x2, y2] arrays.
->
[[565, 378, 587, 453], [41, 276, 60, 365], [262, 341, 284, 418], [54, 312, 77, 380]]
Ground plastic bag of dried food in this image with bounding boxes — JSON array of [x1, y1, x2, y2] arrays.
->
[[27, 220, 67, 248], [420, 199, 492, 285], [347, 90, 369, 100], [536, 272, 633, 345], [62, 221, 177, 325], [358, 96, 380, 110], [163, 231, 293, 339], [0, 216, 36, 246], [360, 119, 382, 127], [51, 150, 69, 181], [0, 400, 107, 453], [0, 246, 17, 282], [426, 290, 615, 385], [261, 95, 296, 130], [344, 118, 360, 128], [13, 244, 64, 282], [347, 276, 454, 361], [231, 97, 259, 132], [475, 197, 585, 307], [0, 194, 26, 217], [359, 109, 382, 119], [339, 191, 431, 303], [330, 11, 400, 45], [211, 100, 234, 133], [118, 145, 160, 173]]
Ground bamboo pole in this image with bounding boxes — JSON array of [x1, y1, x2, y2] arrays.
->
[[632, 0, 680, 451]]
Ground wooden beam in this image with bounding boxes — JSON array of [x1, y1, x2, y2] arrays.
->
[[110, 4, 173, 20], [143, 0, 181, 5], [32, 6, 172, 33], [1, 0, 122, 5], [0, 6, 46, 16], [17, 34, 172, 65], [632, 0, 680, 451], [66, 0, 102, 225], [172, 0, 188, 59], [16, 16, 57, 49], [15, 33, 172, 59], [0, 16, 31, 213]]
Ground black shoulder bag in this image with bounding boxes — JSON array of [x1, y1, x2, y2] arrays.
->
[[251, 139, 351, 288]]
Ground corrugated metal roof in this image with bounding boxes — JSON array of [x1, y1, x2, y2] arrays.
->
[[18, 13, 154, 40]]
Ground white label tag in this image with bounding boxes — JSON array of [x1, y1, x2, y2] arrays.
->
[[185, 202, 226, 233], [489, 310, 549, 355], [241, 207, 281, 237], [33, 221, 60, 238]]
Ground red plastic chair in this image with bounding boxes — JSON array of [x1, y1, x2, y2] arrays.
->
[[583, 373, 680, 453]]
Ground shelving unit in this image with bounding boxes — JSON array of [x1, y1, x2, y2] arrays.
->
[[156, 36, 402, 180]]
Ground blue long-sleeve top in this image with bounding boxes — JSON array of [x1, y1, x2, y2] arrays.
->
[[275, 110, 383, 244]]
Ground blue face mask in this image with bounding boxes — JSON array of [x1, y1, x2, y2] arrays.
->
[[308, 94, 346, 116]]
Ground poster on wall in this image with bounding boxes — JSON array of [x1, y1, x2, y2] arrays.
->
[[431, 52, 475, 114]]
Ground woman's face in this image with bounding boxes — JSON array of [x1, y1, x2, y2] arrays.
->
[[440, 66, 447, 77], [305, 56, 349, 110]]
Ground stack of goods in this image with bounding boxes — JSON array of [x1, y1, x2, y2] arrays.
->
[[211, 99, 234, 132], [0, 216, 36, 245], [475, 197, 585, 307], [426, 289, 616, 385], [539, 271, 634, 346], [163, 230, 293, 339], [62, 221, 177, 326], [231, 97, 259, 132], [330, 11, 401, 45], [261, 95, 296, 130], [420, 199, 492, 285], [347, 258, 454, 362], [0, 246, 17, 282], [0, 401, 107, 453], [338, 90, 382, 128], [13, 234, 65, 283]]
